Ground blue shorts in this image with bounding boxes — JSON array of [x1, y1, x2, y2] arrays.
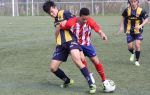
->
[[126, 34, 143, 43], [80, 44, 96, 57], [52, 41, 81, 62]]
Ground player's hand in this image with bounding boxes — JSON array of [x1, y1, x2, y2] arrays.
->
[[60, 20, 67, 28], [102, 36, 107, 40], [118, 26, 124, 35], [100, 32, 107, 40], [135, 25, 142, 31]]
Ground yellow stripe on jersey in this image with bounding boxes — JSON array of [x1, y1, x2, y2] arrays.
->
[[56, 33, 61, 45], [134, 7, 142, 34], [56, 10, 64, 45], [58, 10, 64, 21], [56, 10, 73, 45], [64, 30, 72, 42], [127, 7, 131, 34]]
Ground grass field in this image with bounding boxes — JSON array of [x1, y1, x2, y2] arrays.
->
[[0, 16, 150, 95]]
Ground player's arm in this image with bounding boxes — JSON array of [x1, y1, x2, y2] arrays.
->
[[135, 10, 149, 30], [54, 20, 68, 35], [119, 8, 127, 33], [119, 8, 128, 34], [119, 16, 124, 33], [135, 18, 148, 30], [89, 18, 107, 40], [54, 18, 73, 37], [55, 24, 61, 38], [60, 17, 76, 30], [54, 10, 73, 35], [97, 30, 107, 40]]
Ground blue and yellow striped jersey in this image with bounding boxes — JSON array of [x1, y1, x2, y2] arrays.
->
[[122, 7, 148, 34], [54, 10, 76, 45]]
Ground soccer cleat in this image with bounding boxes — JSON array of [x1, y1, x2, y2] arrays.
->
[[130, 54, 135, 62], [89, 73, 95, 84], [60, 79, 74, 88], [89, 84, 96, 94], [135, 61, 140, 66]]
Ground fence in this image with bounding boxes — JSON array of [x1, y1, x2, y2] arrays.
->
[[0, 0, 150, 16]]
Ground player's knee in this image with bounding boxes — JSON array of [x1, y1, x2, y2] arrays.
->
[[135, 47, 140, 51], [50, 64, 58, 72], [135, 45, 140, 51]]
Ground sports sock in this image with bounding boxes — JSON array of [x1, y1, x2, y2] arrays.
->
[[94, 63, 106, 82], [53, 68, 70, 84], [128, 48, 134, 54], [135, 51, 140, 61], [82, 60, 90, 73], [80, 67, 93, 86]]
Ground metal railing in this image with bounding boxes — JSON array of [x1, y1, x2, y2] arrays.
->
[[0, 0, 149, 16]]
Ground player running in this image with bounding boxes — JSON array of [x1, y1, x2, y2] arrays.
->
[[119, 0, 149, 66]]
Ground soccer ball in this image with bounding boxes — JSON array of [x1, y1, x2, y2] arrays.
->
[[102, 79, 116, 92]]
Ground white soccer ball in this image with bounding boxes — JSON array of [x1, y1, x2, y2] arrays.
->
[[102, 79, 116, 92]]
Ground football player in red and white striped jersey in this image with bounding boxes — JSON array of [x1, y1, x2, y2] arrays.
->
[[60, 8, 109, 84]]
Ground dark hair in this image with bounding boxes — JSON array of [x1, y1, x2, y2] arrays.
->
[[128, 0, 139, 4], [43, 1, 56, 14], [79, 8, 90, 16]]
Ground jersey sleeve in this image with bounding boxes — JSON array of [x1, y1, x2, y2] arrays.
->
[[88, 17, 101, 32], [63, 10, 74, 20], [60, 17, 76, 30], [122, 8, 127, 17], [141, 9, 149, 19]]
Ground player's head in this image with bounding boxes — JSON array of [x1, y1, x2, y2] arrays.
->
[[79, 8, 90, 24], [128, 0, 139, 9], [43, 1, 58, 18]]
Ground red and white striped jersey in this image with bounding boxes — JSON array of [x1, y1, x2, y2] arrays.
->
[[62, 17, 101, 46]]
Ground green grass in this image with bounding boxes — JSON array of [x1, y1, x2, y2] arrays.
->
[[0, 16, 150, 95]]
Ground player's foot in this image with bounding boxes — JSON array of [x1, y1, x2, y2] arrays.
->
[[130, 54, 134, 62], [89, 84, 96, 94], [60, 79, 74, 88], [89, 73, 95, 84], [135, 61, 140, 66]]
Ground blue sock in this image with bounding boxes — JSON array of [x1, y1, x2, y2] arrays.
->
[[53, 68, 70, 84], [80, 67, 93, 86]]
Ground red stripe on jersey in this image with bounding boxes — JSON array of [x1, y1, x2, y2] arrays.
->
[[85, 30, 88, 46], [73, 24, 76, 34], [79, 25, 83, 45]]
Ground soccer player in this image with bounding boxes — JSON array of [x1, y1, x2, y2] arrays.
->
[[119, 0, 149, 66], [43, 1, 96, 94], [59, 8, 110, 86]]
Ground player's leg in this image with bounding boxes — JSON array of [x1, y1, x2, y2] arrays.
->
[[128, 42, 135, 62], [50, 46, 73, 87], [50, 60, 74, 87], [134, 39, 142, 66], [70, 49, 96, 94], [90, 56, 106, 82], [127, 34, 135, 62], [133, 34, 143, 66], [80, 51, 88, 68], [80, 51, 95, 84], [85, 45, 116, 92], [81, 44, 106, 82]]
